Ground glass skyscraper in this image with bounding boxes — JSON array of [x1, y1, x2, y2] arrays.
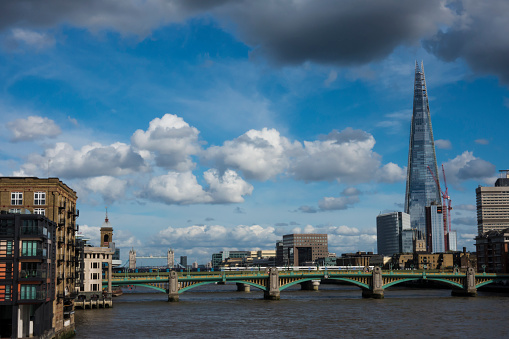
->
[[404, 62, 441, 241]]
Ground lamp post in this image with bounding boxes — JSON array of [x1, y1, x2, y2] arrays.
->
[[482, 264, 486, 274]]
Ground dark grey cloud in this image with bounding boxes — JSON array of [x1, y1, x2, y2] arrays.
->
[[453, 217, 476, 226], [4, 0, 508, 85], [455, 204, 476, 211], [423, 0, 509, 84], [457, 158, 496, 180], [298, 205, 318, 214], [1, 1, 448, 66], [217, 1, 449, 66], [274, 222, 289, 227], [321, 128, 372, 144]]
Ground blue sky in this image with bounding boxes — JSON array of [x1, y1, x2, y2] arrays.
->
[[1, 1, 508, 265]]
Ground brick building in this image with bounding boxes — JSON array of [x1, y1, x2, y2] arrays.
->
[[0, 177, 78, 338]]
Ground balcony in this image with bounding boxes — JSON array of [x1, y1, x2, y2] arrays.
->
[[19, 290, 47, 302], [21, 225, 48, 238], [19, 269, 47, 279], [20, 248, 46, 258]]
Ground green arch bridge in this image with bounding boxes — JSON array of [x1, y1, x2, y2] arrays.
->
[[104, 268, 509, 301]]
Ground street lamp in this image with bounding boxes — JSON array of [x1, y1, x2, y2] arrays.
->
[[482, 264, 486, 274]]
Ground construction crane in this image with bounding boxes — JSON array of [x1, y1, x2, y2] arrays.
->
[[441, 164, 452, 235], [427, 164, 452, 251]]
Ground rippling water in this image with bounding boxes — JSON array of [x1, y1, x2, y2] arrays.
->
[[74, 284, 509, 338]]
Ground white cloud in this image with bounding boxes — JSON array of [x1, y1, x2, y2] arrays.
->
[[474, 139, 489, 145], [150, 224, 278, 249], [141, 169, 252, 205], [324, 70, 337, 87], [435, 139, 452, 149], [131, 114, 200, 172], [204, 127, 299, 181], [443, 151, 496, 187], [204, 169, 254, 203], [80, 176, 128, 205], [330, 225, 360, 236], [291, 128, 405, 183], [318, 196, 359, 211], [7, 116, 61, 141], [18, 141, 146, 178], [11, 28, 55, 49]]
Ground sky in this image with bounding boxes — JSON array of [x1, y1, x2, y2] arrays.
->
[[1, 0, 508, 265]]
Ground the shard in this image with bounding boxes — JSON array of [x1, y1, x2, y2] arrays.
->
[[404, 62, 441, 241]]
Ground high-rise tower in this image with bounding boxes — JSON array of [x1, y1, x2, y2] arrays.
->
[[405, 62, 441, 242]]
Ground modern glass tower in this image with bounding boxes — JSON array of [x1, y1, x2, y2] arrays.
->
[[404, 62, 441, 241]]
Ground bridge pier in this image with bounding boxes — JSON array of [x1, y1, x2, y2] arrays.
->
[[264, 267, 280, 300], [362, 267, 384, 299], [301, 280, 320, 291], [451, 267, 477, 297], [168, 271, 179, 302], [236, 283, 251, 292]]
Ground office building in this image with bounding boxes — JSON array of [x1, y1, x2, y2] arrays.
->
[[404, 62, 442, 239], [426, 204, 445, 253], [0, 212, 56, 338], [476, 170, 509, 235], [475, 228, 509, 273], [280, 234, 328, 266], [376, 211, 411, 256], [448, 230, 457, 252], [0, 177, 78, 338], [180, 256, 188, 268]]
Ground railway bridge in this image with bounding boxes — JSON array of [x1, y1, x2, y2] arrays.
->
[[105, 267, 509, 301]]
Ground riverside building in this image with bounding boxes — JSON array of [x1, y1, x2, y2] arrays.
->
[[0, 177, 78, 338], [280, 234, 328, 266], [376, 211, 411, 256], [476, 170, 509, 235], [404, 62, 442, 242]]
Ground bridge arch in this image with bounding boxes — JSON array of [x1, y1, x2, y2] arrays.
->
[[325, 278, 370, 290], [383, 278, 463, 290], [179, 280, 267, 293], [280, 278, 319, 291]]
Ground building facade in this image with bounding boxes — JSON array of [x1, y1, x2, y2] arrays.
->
[[376, 211, 411, 256], [426, 204, 445, 253], [404, 62, 442, 238], [0, 177, 78, 337], [281, 234, 328, 266], [475, 228, 509, 273], [476, 170, 509, 235], [0, 212, 56, 338]]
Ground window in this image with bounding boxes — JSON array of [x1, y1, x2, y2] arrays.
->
[[21, 241, 44, 257], [8, 208, 21, 214], [11, 192, 23, 205], [34, 192, 46, 205], [92, 262, 99, 269], [34, 208, 45, 216], [20, 285, 36, 300]]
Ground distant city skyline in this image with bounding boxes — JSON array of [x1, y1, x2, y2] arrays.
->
[[0, 1, 508, 263]]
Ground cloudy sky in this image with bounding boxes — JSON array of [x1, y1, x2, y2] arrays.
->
[[1, 0, 508, 265]]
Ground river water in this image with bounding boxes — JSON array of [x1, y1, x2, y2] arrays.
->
[[74, 284, 508, 338]]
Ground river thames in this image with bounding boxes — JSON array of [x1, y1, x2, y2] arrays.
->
[[75, 284, 508, 338]]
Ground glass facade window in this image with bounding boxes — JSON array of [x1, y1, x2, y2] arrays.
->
[[11, 192, 23, 205], [405, 62, 441, 238], [21, 241, 45, 257]]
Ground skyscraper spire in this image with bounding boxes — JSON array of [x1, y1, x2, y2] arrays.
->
[[405, 61, 441, 241]]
